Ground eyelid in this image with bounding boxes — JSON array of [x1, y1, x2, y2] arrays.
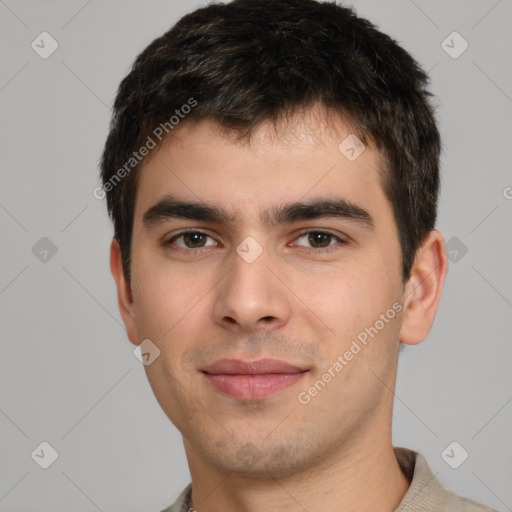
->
[[163, 228, 348, 251], [291, 229, 348, 248], [164, 229, 218, 247]]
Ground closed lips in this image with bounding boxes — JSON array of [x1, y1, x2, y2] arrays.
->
[[201, 358, 308, 375], [201, 358, 309, 400]]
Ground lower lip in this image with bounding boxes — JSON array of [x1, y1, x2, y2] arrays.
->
[[203, 372, 307, 400]]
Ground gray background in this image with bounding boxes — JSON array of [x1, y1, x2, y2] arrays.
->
[[1, 0, 511, 510]]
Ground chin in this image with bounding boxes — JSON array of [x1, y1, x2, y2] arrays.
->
[[197, 434, 325, 480]]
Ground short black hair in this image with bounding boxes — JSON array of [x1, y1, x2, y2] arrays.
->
[[100, 0, 441, 284]]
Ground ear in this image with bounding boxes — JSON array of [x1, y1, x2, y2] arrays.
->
[[399, 230, 449, 345], [109, 238, 140, 346]]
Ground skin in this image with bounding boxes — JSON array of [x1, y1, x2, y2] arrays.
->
[[110, 110, 448, 512]]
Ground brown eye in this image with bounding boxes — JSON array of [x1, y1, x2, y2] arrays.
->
[[165, 231, 216, 249], [307, 232, 332, 248], [182, 232, 207, 248], [294, 231, 344, 250]]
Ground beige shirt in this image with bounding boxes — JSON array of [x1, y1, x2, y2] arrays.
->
[[160, 447, 496, 512]]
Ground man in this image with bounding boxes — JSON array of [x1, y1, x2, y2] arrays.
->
[[100, 0, 495, 510]]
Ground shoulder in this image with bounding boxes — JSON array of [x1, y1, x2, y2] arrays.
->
[[159, 483, 192, 512], [440, 489, 498, 511], [394, 447, 497, 512]]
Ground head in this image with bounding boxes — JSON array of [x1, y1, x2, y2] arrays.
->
[[102, 0, 448, 478]]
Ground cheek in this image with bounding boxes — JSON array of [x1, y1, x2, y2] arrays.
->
[[305, 270, 381, 340], [303, 265, 400, 367], [131, 258, 199, 342], [131, 256, 222, 380]]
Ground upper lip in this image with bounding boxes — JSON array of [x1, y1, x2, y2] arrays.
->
[[201, 358, 308, 375]]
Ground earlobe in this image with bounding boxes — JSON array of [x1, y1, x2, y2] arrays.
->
[[109, 238, 140, 346], [399, 230, 449, 346]]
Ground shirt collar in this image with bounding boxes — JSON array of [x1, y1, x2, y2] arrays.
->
[[165, 448, 447, 512]]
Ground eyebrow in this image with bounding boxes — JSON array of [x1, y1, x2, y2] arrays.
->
[[142, 195, 375, 231]]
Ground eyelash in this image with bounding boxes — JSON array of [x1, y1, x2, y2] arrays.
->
[[163, 229, 347, 254]]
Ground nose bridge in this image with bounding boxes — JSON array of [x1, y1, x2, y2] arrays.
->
[[213, 238, 291, 331]]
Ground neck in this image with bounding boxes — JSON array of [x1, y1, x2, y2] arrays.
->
[[184, 432, 410, 512]]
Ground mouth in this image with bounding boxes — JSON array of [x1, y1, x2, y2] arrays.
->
[[201, 358, 309, 400]]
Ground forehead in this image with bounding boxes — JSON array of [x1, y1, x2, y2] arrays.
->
[[133, 111, 389, 230]]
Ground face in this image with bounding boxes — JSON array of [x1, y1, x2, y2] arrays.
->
[[118, 113, 411, 478]]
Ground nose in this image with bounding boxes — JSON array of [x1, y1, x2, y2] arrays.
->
[[212, 243, 292, 334]]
